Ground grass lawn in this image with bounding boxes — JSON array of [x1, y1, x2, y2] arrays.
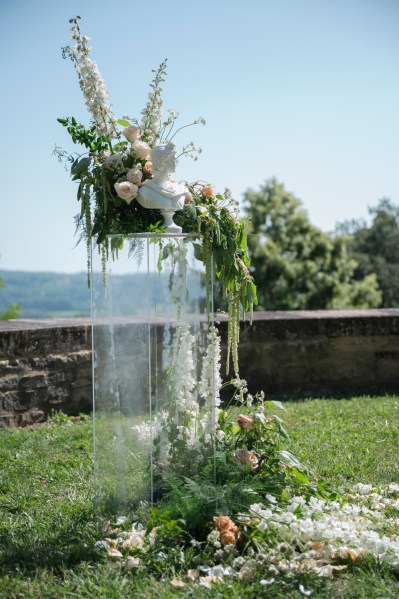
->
[[0, 395, 398, 598]]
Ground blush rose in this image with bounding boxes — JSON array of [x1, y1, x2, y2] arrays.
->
[[114, 181, 138, 204]]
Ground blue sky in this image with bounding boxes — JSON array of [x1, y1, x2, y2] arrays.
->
[[0, 0, 398, 273]]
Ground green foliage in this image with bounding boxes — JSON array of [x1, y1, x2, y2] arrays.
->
[[243, 179, 381, 310], [57, 117, 111, 154], [0, 303, 20, 320], [338, 198, 399, 307]]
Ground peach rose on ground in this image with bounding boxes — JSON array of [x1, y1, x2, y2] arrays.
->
[[201, 184, 215, 199], [123, 125, 141, 142], [213, 515, 239, 546], [132, 140, 151, 160], [213, 516, 237, 531], [220, 530, 237, 546], [114, 181, 138, 204]]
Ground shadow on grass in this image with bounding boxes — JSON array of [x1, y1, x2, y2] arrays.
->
[[0, 505, 102, 573]]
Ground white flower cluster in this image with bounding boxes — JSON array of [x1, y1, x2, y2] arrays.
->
[[69, 21, 116, 138], [199, 326, 222, 440], [97, 521, 158, 563]]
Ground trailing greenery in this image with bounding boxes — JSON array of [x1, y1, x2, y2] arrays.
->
[[1, 397, 399, 597]]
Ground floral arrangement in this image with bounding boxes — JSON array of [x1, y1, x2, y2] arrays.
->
[[57, 16, 257, 376]]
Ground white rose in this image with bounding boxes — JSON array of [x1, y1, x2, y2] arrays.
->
[[114, 181, 138, 204], [132, 140, 151, 161], [123, 125, 141, 142], [126, 168, 143, 185]]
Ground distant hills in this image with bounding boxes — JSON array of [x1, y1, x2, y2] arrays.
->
[[0, 271, 92, 318], [0, 270, 208, 319]]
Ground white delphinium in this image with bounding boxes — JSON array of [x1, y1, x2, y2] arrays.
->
[[172, 324, 197, 411], [140, 60, 167, 146], [167, 322, 199, 446], [199, 326, 222, 440], [66, 17, 117, 138]]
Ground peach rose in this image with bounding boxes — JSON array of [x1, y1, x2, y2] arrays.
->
[[237, 414, 255, 430], [123, 125, 141, 142], [201, 184, 215, 199], [143, 161, 152, 175], [213, 516, 237, 532], [234, 448, 258, 471], [114, 181, 138, 204], [213, 515, 238, 546]]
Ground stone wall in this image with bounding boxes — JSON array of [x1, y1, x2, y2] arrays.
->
[[0, 319, 92, 427], [0, 310, 398, 427], [236, 310, 399, 398]]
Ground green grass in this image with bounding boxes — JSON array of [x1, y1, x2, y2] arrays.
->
[[0, 398, 399, 598], [285, 394, 399, 488]]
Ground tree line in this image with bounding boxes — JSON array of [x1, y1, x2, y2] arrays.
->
[[244, 179, 399, 310]]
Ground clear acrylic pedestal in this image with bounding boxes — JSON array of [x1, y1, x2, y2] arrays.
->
[[91, 234, 216, 517]]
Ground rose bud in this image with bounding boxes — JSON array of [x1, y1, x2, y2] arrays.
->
[[237, 414, 255, 430], [234, 448, 259, 472]]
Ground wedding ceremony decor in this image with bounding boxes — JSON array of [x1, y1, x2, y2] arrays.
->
[[56, 17, 399, 593]]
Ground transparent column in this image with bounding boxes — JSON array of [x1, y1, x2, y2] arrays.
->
[[91, 234, 216, 517]]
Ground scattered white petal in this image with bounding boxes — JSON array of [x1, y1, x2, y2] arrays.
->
[[260, 578, 276, 585], [299, 584, 313, 596]]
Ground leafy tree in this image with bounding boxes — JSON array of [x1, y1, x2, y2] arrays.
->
[[243, 179, 381, 310], [337, 198, 399, 308]]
